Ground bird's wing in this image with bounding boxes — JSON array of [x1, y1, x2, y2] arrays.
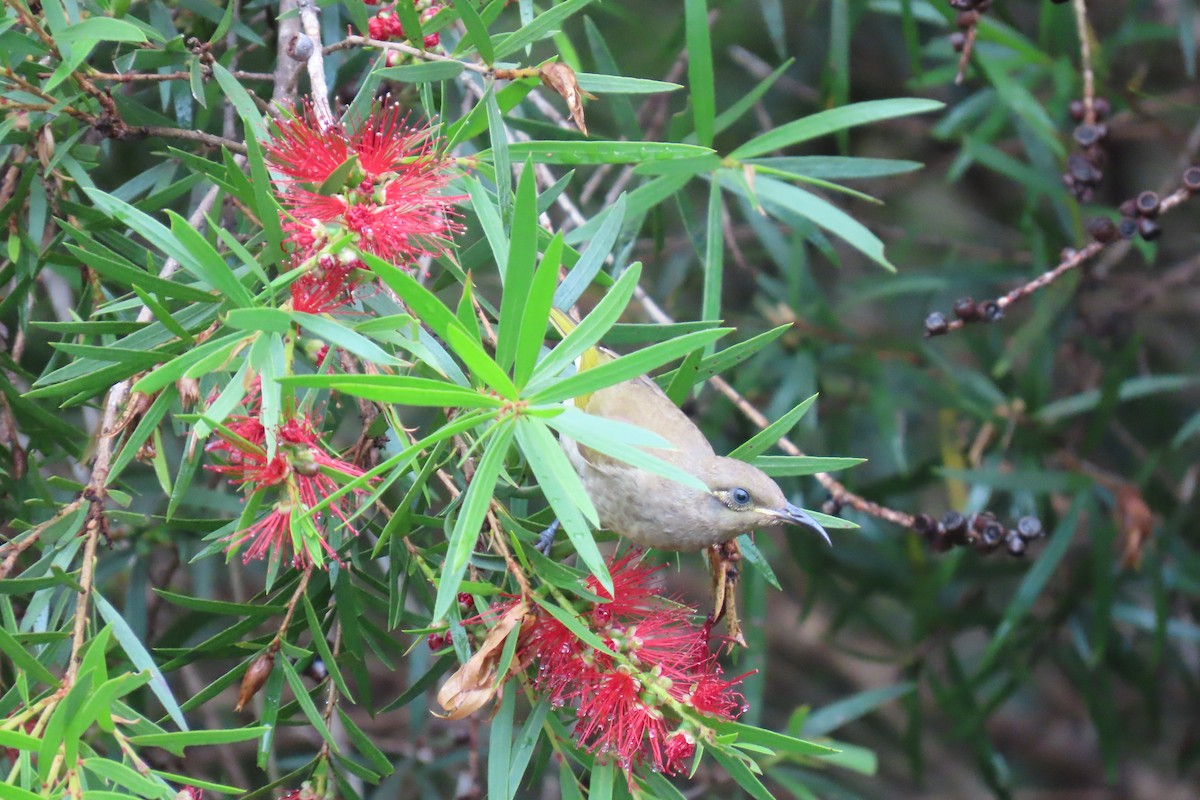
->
[[582, 377, 714, 455], [547, 305, 714, 462]]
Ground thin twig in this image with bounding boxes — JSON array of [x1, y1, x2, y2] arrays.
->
[[327, 35, 491, 76], [1072, 0, 1096, 124], [271, 0, 305, 110], [929, 186, 1194, 335], [297, 0, 335, 128]]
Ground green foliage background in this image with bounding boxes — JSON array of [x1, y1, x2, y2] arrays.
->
[[2, 0, 1199, 798]]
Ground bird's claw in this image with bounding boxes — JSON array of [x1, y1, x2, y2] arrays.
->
[[534, 519, 561, 556]]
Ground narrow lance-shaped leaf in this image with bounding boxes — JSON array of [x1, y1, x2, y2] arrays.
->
[[529, 327, 731, 406], [514, 233, 563, 388], [495, 159, 539, 371], [434, 420, 516, 621], [532, 261, 642, 385]]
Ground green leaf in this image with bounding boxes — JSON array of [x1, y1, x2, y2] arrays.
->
[[154, 589, 286, 616], [514, 234, 563, 388], [485, 89, 513, 216], [278, 374, 503, 408], [497, 141, 714, 165], [496, 161, 539, 370], [545, 407, 708, 493], [0, 730, 40, 752], [378, 60, 466, 81], [554, 193, 626, 311], [82, 757, 172, 799], [314, 154, 361, 196], [93, 592, 189, 731], [130, 332, 243, 395], [751, 455, 866, 476], [62, 243, 217, 304], [211, 61, 266, 140], [361, 253, 468, 345], [701, 180, 723, 355], [978, 495, 1086, 672], [684, 0, 715, 145], [514, 418, 605, 572], [728, 173, 894, 271], [535, 262, 641, 383], [574, 73, 682, 94], [0, 626, 57, 686], [711, 719, 839, 757], [802, 682, 916, 736], [1034, 375, 1200, 424], [745, 156, 923, 180], [731, 98, 944, 159], [57, 16, 150, 45], [532, 595, 616, 657], [728, 394, 818, 460], [508, 697, 552, 794], [707, 748, 774, 800], [337, 707, 393, 776], [451, 0, 494, 63], [487, 688, 515, 799], [165, 211, 254, 306], [492, 0, 596, 59], [529, 327, 730, 405], [281, 658, 337, 747], [446, 325, 520, 399], [0, 779, 44, 800], [126, 727, 270, 756], [433, 420, 515, 620], [291, 312, 404, 366]]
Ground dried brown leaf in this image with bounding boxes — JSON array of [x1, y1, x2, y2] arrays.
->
[[1115, 484, 1153, 571], [435, 599, 532, 720], [539, 63, 596, 136]]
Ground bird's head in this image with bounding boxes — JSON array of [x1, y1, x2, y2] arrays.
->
[[696, 456, 832, 545]]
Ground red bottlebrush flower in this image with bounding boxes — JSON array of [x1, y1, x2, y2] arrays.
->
[[290, 255, 362, 315], [574, 668, 669, 771], [662, 730, 696, 775], [473, 551, 747, 776], [206, 405, 372, 568], [265, 100, 461, 268], [174, 788, 202, 800]]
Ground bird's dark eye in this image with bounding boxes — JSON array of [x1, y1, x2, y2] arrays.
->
[[731, 488, 751, 506]]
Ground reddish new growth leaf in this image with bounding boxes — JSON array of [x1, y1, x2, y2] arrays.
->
[[205, 385, 371, 569], [265, 100, 461, 268], [468, 551, 749, 776]]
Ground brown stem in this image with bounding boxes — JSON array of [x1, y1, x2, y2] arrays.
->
[[328, 35, 493, 75], [930, 186, 1194, 336], [1072, 0, 1096, 124]]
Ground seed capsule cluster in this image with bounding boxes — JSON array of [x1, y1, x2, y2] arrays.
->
[[912, 511, 1046, 557], [1062, 96, 1112, 201]]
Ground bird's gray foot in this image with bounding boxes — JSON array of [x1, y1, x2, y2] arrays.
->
[[534, 519, 561, 556]]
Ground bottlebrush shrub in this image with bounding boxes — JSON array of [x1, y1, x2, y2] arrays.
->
[[14, 1, 1193, 799]]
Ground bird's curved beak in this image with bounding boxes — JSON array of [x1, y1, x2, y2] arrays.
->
[[771, 502, 832, 546]]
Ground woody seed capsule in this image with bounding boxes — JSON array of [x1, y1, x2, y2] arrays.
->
[[1135, 191, 1160, 217], [1088, 217, 1118, 243], [1137, 217, 1161, 241], [1183, 166, 1200, 192]]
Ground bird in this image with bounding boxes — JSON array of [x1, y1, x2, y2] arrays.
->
[[542, 308, 831, 553]]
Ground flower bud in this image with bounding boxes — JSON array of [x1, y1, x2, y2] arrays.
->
[[235, 649, 276, 712]]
